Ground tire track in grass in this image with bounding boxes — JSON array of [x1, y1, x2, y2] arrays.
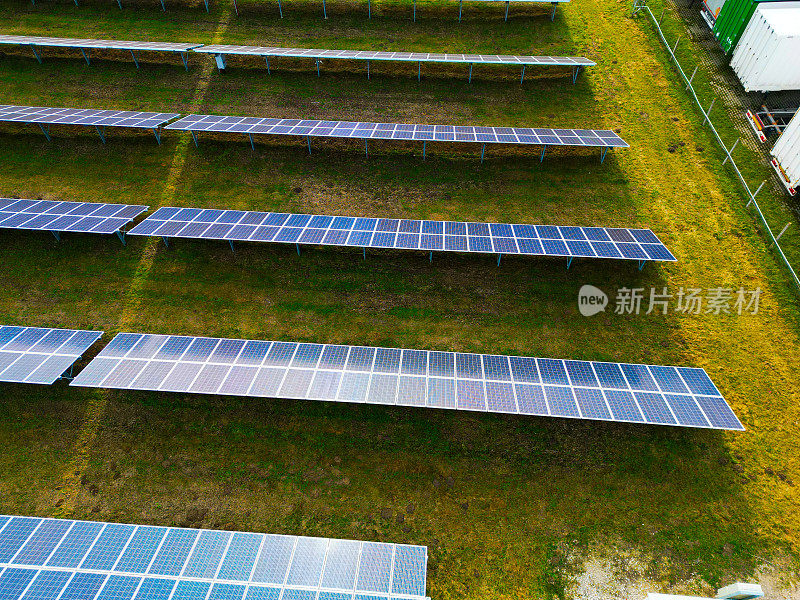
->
[[53, 9, 233, 518]]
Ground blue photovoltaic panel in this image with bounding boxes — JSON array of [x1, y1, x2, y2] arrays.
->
[[0, 326, 103, 385], [128, 208, 675, 263], [0, 517, 428, 600], [71, 333, 743, 431], [0, 35, 202, 54], [0, 198, 148, 235], [0, 106, 180, 134], [165, 114, 628, 151]]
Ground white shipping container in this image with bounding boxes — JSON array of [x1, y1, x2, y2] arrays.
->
[[730, 1, 800, 92], [770, 109, 800, 194]]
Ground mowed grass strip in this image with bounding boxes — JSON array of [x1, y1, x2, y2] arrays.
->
[[0, 0, 799, 596]]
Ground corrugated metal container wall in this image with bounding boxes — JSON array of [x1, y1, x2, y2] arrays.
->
[[713, 0, 757, 53], [771, 110, 800, 191], [730, 1, 800, 91]]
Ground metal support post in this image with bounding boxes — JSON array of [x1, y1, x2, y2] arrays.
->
[[160, 0, 165, 10], [458, 0, 463, 20], [429, 251, 433, 263], [638, 260, 646, 271], [418, 62, 421, 81], [153, 128, 162, 145], [80, 48, 90, 65], [704, 97, 715, 122], [116, 0, 122, 6], [367, 60, 370, 79], [249, 133, 255, 150], [414, 0, 417, 20], [307, 136, 312, 154], [572, 66, 579, 84], [130, 50, 140, 68], [672, 36, 680, 55], [296, 243, 301, 255], [203, 0, 209, 12], [504, 0, 509, 20], [722, 138, 739, 165], [685, 65, 698, 90], [365, 139, 368, 157], [38, 124, 51, 141], [747, 180, 766, 207], [31, 46, 42, 64], [233, 0, 238, 15], [323, 0, 327, 18], [51, 231, 61, 242], [229, 240, 235, 252], [600, 147, 608, 163], [95, 126, 106, 144], [181, 52, 189, 71], [520, 65, 526, 84], [497, 254, 502, 266], [278, 0, 283, 17], [550, 2, 556, 20], [566, 257, 572, 269], [316, 59, 321, 76], [214, 53, 227, 71], [116, 230, 126, 245], [265, 56, 271, 73], [540, 145, 547, 162], [362, 247, 366, 260], [191, 130, 198, 146], [468, 63, 473, 83], [162, 236, 170, 248], [771, 222, 792, 246], [368, 0, 371, 17], [423, 141, 426, 159], [481, 143, 486, 163]]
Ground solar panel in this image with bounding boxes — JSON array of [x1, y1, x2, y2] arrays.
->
[[0, 326, 103, 385], [166, 115, 629, 159], [197, 44, 595, 80], [0, 198, 148, 237], [126, 208, 675, 264], [0, 516, 428, 600], [71, 333, 744, 430], [0, 106, 180, 143]]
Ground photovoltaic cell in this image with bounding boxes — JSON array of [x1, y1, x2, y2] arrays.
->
[[128, 208, 674, 264], [0, 198, 147, 235], [71, 333, 743, 431], [0, 517, 428, 600], [0, 106, 180, 138], [0, 326, 103, 385]]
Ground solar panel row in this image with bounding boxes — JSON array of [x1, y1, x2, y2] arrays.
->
[[166, 115, 628, 162], [127, 207, 676, 264], [0, 516, 428, 600], [0, 198, 148, 237], [70, 333, 744, 431], [0, 326, 103, 385]]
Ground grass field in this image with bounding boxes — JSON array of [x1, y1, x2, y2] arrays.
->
[[1, 0, 800, 597]]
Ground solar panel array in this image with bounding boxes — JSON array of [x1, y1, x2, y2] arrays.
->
[[71, 333, 743, 430], [196, 45, 595, 67], [0, 106, 180, 130], [166, 115, 629, 148], [0, 326, 103, 385], [0, 35, 202, 53], [0, 516, 428, 600], [0, 198, 148, 235], [127, 207, 676, 263]]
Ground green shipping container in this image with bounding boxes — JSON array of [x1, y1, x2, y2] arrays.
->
[[712, 0, 796, 54]]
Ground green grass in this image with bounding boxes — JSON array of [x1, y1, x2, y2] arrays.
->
[[1, 0, 800, 596]]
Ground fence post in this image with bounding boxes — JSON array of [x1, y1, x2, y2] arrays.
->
[[685, 65, 698, 90], [722, 138, 739, 165], [771, 222, 792, 246], [747, 180, 766, 207]]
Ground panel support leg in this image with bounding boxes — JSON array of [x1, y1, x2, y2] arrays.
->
[[31, 46, 42, 64], [51, 231, 61, 242], [265, 56, 271, 73], [38, 124, 51, 141], [116, 0, 122, 7], [316, 59, 321, 76], [233, 0, 238, 14], [181, 52, 189, 71], [249, 133, 255, 150], [162, 236, 170, 248], [362, 247, 366, 260], [600, 147, 608, 163], [423, 141, 426, 160], [638, 260, 646, 271], [278, 0, 283, 17], [229, 240, 235, 252], [130, 49, 140, 68], [468, 63, 473, 83], [413, 0, 416, 20], [323, 0, 327, 18], [204, 0, 209, 12], [160, 0, 165, 10], [480, 143, 486, 163], [520, 65, 525, 84], [365, 139, 368, 157], [504, 0, 509, 20], [429, 251, 433, 263], [540, 145, 547, 162], [307, 136, 312, 154], [418, 61, 421, 81], [153, 128, 162, 145], [458, 0, 462, 20], [80, 48, 90, 65], [497, 254, 502, 266], [296, 243, 301, 255], [95, 126, 106, 144], [215, 53, 227, 71], [551, 2, 556, 20], [191, 130, 198, 146], [116, 230, 126, 245], [368, 0, 371, 17], [367, 60, 370, 80], [572, 66, 580, 84]]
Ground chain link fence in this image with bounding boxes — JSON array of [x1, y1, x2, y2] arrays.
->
[[631, 0, 800, 293]]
